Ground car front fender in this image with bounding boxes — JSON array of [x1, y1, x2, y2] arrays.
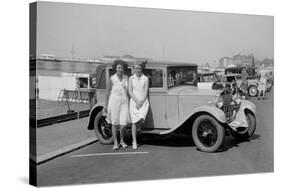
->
[[160, 105, 227, 135], [240, 100, 256, 114], [87, 103, 105, 130], [189, 105, 227, 123]]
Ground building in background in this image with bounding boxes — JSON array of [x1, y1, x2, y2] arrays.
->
[[219, 53, 254, 68], [33, 56, 103, 101], [219, 53, 274, 69], [101, 54, 151, 63]]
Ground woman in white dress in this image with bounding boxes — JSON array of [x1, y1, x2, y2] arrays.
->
[[257, 69, 267, 100], [104, 60, 130, 150], [129, 61, 149, 149]]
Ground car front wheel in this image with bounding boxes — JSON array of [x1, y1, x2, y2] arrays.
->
[[94, 111, 114, 144], [192, 115, 225, 152], [248, 85, 258, 97]]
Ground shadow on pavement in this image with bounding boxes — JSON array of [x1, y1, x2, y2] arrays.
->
[[134, 134, 195, 147], [124, 133, 261, 152], [218, 134, 261, 152]]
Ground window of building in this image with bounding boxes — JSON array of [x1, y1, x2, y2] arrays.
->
[[77, 77, 88, 89]]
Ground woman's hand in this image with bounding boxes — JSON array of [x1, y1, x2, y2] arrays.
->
[[136, 100, 144, 109], [136, 102, 142, 110]]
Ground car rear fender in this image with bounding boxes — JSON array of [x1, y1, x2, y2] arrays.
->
[[87, 103, 105, 130], [248, 80, 258, 87]]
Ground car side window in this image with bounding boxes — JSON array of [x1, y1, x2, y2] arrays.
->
[[97, 69, 106, 89], [143, 68, 163, 88]]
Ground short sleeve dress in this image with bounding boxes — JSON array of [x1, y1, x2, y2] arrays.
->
[[106, 74, 130, 126], [129, 74, 149, 124], [258, 70, 267, 93]]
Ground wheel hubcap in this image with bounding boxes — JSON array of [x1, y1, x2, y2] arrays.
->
[[197, 120, 218, 147], [250, 87, 257, 96]]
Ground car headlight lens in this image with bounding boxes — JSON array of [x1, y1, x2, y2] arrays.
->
[[215, 95, 223, 108], [232, 94, 241, 105]]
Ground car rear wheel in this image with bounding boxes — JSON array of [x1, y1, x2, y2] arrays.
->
[[94, 111, 114, 144], [192, 115, 225, 152], [232, 112, 256, 141], [248, 85, 258, 97]]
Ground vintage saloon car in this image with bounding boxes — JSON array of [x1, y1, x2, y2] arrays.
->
[[212, 74, 259, 97], [88, 61, 256, 152], [197, 71, 219, 90]]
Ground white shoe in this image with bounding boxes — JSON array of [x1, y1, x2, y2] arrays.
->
[[120, 142, 128, 148], [132, 143, 138, 150], [113, 145, 119, 150]]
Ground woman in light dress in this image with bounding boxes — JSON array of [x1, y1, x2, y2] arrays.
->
[[104, 60, 130, 150], [257, 69, 267, 100], [129, 61, 149, 149]]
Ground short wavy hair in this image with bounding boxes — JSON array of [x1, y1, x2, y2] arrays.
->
[[134, 60, 147, 70], [112, 59, 128, 71]]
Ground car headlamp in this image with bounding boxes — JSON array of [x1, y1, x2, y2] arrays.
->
[[232, 94, 241, 105], [215, 95, 223, 108]]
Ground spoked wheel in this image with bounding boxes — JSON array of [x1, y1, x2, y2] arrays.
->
[[192, 115, 225, 152], [94, 111, 114, 144], [248, 85, 258, 97]]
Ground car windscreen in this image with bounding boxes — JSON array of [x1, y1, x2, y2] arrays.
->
[[167, 66, 197, 88], [202, 74, 218, 82], [226, 76, 236, 83]]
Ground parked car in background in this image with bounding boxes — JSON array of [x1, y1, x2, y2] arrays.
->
[[212, 74, 259, 97], [197, 71, 219, 89], [224, 66, 262, 96], [225, 66, 257, 78], [88, 61, 256, 152]]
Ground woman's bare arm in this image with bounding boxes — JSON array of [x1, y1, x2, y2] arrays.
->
[[128, 77, 141, 104], [140, 77, 149, 103]]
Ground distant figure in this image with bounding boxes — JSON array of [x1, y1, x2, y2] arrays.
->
[[241, 67, 248, 96], [168, 73, 174, 87], [257, 70, 267, 100], [175, 72, 181, 85]]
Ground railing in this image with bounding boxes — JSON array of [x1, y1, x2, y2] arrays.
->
[[37, 109, 90, 128]]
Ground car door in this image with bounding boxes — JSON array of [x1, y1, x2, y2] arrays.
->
[[142, 67, 169, 129]]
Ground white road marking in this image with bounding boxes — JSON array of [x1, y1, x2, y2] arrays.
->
[[71, 151, 149, 158]]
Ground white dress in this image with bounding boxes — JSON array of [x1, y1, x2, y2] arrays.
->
[[106, 74, 130, 126], [129, 74, 149, 124], [258, 70, 267, 92]]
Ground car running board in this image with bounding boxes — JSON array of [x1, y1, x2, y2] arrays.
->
[[141, 129, 170, 135]]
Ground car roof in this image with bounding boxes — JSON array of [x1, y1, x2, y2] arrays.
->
[[223, 73, 241, 77], [198, 72, 215, 76], [98, 60, 198, 68]]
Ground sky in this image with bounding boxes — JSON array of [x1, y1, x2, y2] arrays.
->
[[36, 2, 274, 65]]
